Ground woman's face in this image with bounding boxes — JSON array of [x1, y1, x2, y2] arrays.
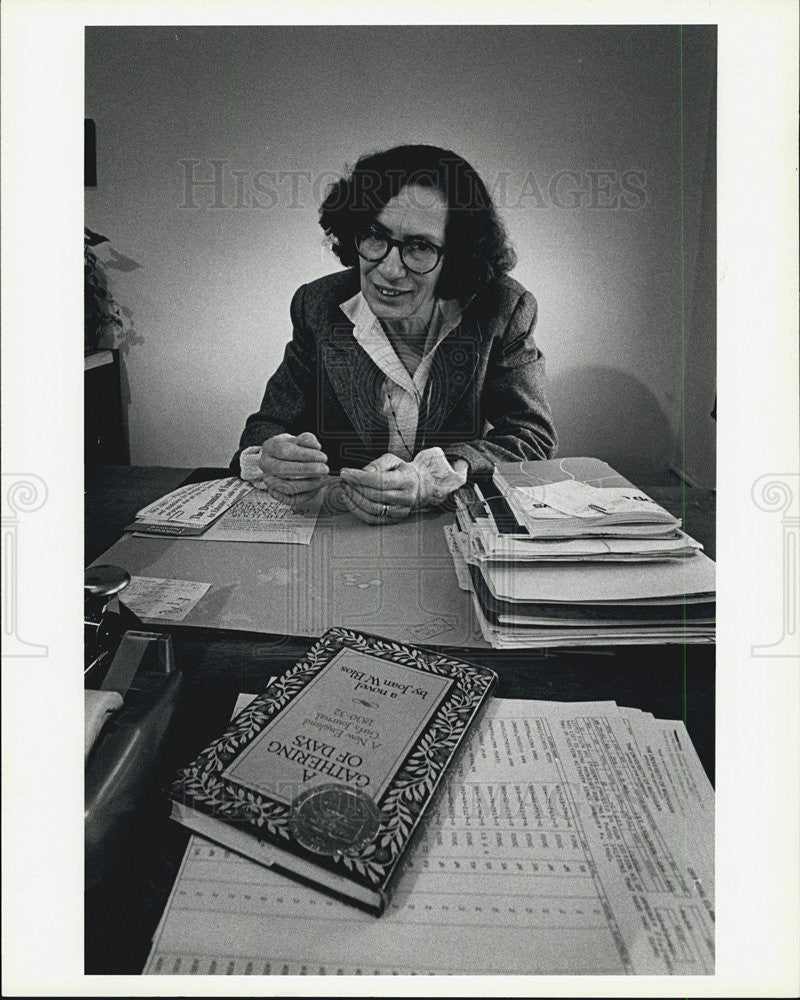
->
[[358, 183, 448, 325]]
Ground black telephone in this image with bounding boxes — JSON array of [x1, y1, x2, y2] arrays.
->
[[84, 566, 183, 887]]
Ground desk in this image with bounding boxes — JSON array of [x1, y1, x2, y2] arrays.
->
[[84, 466, 715, 974]]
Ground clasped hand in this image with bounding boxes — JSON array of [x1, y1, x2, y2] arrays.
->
[[258, 433, 427, 523], [340, 454, 423, 524], [257, 432, 331, 507]]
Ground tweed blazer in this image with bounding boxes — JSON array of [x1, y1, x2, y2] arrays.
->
[[233, 268, 557, 475]]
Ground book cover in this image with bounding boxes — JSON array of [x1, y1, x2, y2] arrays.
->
[[167, 627, 498, 915]]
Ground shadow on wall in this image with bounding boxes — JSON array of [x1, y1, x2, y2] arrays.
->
[[548, 365, 675, 486]]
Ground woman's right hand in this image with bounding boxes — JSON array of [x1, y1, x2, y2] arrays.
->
[[258, 431, 330, 506]]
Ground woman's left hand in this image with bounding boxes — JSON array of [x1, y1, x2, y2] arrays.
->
[[340, 454, 422, 524]]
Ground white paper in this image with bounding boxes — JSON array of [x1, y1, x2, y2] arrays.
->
[[120, 575, 210, 621], [468, 527, 702, 562], [144, 697, 713, 975], [507, 488, 569, 519], [516, 479, 604, 517], [586, 487, 668, 516], [515, 481, 672, 521], [483, 551, 716, 604], [135, 477, 253, 527], [443, 524, 474, 590], [518, 699, 714, 972], [189, 489, 322, 544]]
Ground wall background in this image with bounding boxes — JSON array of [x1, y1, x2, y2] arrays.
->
[[85, 24, 716, 485]]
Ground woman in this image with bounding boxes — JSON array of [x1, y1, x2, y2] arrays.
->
[[233, 144, 557, 523]]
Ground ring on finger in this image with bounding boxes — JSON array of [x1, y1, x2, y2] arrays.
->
[[380, 503, 389, 518]]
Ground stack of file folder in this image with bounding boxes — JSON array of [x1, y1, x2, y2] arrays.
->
[[446, 457, 715, 648]]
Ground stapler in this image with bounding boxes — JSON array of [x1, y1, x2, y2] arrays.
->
[[84, 565, 184, 887]]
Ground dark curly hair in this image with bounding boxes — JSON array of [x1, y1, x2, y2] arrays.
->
[[319, 144, 516, 299]]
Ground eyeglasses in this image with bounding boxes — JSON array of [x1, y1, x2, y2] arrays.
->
[[355, 226, 445, 275]]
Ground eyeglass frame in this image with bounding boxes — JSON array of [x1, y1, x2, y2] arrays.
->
[[354, 226, 445, 275]]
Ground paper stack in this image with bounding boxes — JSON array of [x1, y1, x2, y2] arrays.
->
[[447, 457, 715, 648], [124, 476, 322, 544], [125, 477, 254, 536]]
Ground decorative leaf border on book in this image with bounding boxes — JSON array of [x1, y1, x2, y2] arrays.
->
[[169, 627, 495, 885]]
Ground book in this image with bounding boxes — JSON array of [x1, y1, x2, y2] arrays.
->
[[167, 627, 498, 915]]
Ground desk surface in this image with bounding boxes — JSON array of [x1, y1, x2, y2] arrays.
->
[[84, 466, 715, 973]]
